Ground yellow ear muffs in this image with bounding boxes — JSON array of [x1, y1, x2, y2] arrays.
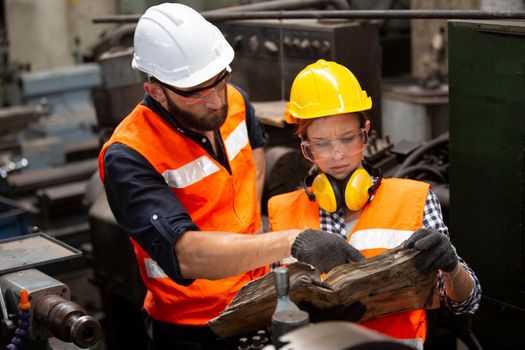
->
[[309, 168, 374, 213], [344, 168, 373, 211], [311, 173, 342, 213]]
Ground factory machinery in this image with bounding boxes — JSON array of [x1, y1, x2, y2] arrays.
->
[[1, 1, 524, 349], [0, 232, 101, 349]]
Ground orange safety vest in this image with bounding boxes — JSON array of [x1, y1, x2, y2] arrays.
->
[[268, 178, 430, 347], [99, 85, 268, 325]]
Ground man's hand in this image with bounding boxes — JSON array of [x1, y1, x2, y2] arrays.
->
[[298, 301, 367, 323], [291, 229, 364, 274], [404, 228, 458, 275]]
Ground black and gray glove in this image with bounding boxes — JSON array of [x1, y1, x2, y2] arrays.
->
[[298, 301, 367, 323], [404, 228, 458, 275], [291, 229, 364, 274]]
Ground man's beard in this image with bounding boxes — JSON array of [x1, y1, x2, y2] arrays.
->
[[165, 94, 228, 132]]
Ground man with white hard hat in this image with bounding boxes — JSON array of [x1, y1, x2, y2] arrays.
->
[[98, 3, 364, 349]]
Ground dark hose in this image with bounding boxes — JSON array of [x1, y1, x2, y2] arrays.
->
[[393, 133, 449, 178], [394, 165, 447, 183]]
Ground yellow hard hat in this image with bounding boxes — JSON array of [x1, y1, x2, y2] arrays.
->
[[284, 59, 372, 123]]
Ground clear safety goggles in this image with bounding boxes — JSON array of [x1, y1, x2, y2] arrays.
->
[[161, 69, 231, 105], [301, 128, 368, 161]]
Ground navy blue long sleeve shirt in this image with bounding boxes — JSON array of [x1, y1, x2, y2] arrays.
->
[[102, 88, 265, 285]]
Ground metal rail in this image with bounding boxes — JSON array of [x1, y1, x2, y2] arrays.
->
[[207, 0, 349, 12], [92, 10, 525, 24]]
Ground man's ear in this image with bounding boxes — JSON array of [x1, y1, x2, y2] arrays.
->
[[144, 82, 167, 105]]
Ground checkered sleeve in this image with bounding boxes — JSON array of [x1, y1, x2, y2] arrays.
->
[[423, 189, 482, 314]]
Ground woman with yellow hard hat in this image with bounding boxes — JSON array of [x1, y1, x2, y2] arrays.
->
[[268, 59, 481, 348]]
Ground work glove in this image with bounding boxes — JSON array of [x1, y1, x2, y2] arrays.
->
[[403, 228, 459, 275], [291, 229, 365, 274], [298, 301, 367, 323]]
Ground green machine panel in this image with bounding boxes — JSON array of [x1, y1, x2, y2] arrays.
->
[[449, 20, 525, 349]]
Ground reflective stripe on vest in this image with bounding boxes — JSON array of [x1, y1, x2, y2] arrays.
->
[[225, 120, 248, 161], [398, 338, 423, 350], [349, 228, 413, 250], [144, 258, 168, 279], [160, 120, 249, 188], [162, 156, 220, 188]]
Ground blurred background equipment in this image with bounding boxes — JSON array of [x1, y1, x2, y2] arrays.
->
[[0, 0, 523, 349], [217, 18, 383, 133], [0, 232, 101, 349], [0, 195, 29, 240], [448, 19, 525, 350], [87, 184, 148, 350]]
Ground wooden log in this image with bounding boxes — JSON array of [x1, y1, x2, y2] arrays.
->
[[209, 246, 439, 337]]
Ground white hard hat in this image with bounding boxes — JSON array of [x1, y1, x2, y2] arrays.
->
[[132, 3, 234, 88]]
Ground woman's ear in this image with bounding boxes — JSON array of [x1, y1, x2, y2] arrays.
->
[[364, 119, 371, 132]]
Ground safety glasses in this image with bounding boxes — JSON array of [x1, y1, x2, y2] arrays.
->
[[160, 69, 231, 105], [301, 128, 368, 161]]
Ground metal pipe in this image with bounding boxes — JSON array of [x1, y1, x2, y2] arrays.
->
[[108, 23, 136, 47], [0, 285, 13, 329], [206, 0, 349, 13], [393, 164, 447, 183], [92, 10, 525, 24], [96, 0, 349, 48]]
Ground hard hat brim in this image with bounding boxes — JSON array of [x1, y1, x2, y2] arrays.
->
[[163, 45, 234, 89], [285, 97, 372, 123]]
